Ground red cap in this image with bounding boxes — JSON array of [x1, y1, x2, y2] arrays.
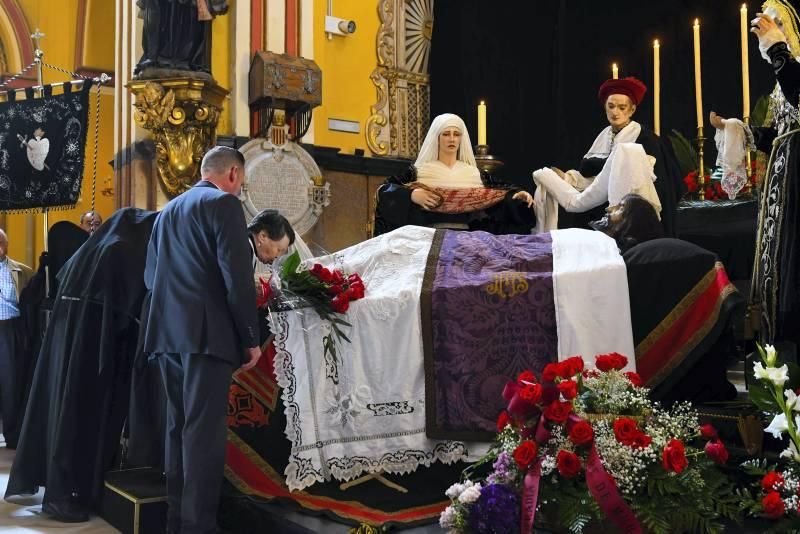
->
[[598, 77, 647, 106]]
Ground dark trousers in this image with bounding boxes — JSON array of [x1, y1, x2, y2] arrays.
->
[[157, 353, 233, 534], [0, 319, 19, 447]]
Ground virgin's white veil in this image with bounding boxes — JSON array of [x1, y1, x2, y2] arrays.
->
[[413, 113, 477, 169]]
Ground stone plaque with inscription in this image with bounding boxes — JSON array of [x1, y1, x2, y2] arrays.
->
[[239, 136, 328, 237]]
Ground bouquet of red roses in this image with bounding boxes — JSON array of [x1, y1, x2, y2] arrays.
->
[[278, 251, 366, 370]]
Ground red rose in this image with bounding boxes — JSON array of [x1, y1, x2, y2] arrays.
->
[[624, 372, 643, 387], [595, 353, 628, 372], [556, 450, 581, 478], [310, 263, 325, 276], [328, 284, 344, 295], [613, 417, 640, 445], [557, 380, 578, 400], [762, 491, 786, 518], [496, 410, 510, 432], [331, 270, 345, 284], [347, 280, 366, 300], [542, 363, 561, 382], [513, 440, 538, 470], [568, 420, 594, 446], [331, 294, 350, 313], [699, 423, 718, 440], [762, 471, 785, 492], [704, 439, 728, 465], [519, 383, 543, 404], [662, 438, 688, 473], [543, 400, 573, 423], [558, 356, 584, 378], [347, 273, 363, 284], [517, 370, 538, 385], [630, 432, 652, 449]]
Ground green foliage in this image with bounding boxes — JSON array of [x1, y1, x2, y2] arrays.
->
[[748, 374, 782, 413], [668, 129, 699, 177], [750, 94, 770, 128]]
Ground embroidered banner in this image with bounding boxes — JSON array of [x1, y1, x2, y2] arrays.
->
[[0, 81, 93, 212]]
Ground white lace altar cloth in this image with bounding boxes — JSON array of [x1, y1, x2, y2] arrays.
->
[[272, 226, 470, 491]]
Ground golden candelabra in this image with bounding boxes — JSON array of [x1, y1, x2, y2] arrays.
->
[[696, 126, 706, 200], [474, 144, 504, 175]]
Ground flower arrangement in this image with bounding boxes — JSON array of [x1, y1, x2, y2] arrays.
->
[[278, 251, 365, 372], [440, 354, 739, 534], [740, 344, 800, 528]]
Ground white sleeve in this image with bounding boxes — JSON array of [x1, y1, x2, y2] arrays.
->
[[532, 167, 608, 213]]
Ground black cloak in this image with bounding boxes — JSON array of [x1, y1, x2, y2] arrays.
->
[[5, 208, 156, 517]]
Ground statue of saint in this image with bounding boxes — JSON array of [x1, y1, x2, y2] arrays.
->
[[135, 0, 229, 80]]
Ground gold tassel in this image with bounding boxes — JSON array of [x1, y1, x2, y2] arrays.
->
[[737, 414, 764, 456]]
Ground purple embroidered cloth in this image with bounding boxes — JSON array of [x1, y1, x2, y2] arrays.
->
[[422, 230, 557, 441]]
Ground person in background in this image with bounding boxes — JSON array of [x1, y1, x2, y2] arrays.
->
[[79, 211, 103, 234], [0, 228, 32, 449]]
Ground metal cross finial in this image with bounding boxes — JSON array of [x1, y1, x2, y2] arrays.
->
[[31, 28, 45, 44], [31, 28, 45, 58]]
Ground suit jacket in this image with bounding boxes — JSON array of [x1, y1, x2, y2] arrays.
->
[[8, 257, 33, 300], [143, 180, 258, 365]]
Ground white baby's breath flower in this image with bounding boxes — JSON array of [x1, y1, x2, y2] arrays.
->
[[766, 413, 790, 439]]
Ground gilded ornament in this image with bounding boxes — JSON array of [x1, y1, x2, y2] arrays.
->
[[128, 78, 229, 198]]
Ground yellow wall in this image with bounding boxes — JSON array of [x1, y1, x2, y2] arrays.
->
[[311, 0, 377, 153], [211, 11, 233, 135], [3, 0, 115, 265]]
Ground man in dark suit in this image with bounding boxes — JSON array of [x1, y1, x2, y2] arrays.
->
[[143, 146, 261, 534]]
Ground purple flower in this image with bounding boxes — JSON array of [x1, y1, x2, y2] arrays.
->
[[467, 483, 519, 533], [487, 452, 514, 485]]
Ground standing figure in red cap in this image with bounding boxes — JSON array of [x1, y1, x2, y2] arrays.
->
[[531, 77, 682, 237]]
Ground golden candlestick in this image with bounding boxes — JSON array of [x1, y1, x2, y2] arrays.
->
[[744, 115, 753, 186], [697, 126, 706, 200], [474, 144, 504, 175]]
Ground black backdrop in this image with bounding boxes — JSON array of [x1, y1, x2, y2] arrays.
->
[[430, 0, 778, 184]]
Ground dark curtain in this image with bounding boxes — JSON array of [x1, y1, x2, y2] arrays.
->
[[430, 0, 776, 185]]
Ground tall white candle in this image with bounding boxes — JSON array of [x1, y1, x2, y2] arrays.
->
[[693, 19, 704, 129], [741, 4, 751, 118], [654, 39, 661, 135], [477, 101, 487, 146]]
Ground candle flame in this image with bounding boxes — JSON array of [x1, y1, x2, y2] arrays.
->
[[613, 62, 617, 68], [654, 39, 660, 47], [480, 100, 485, 105], [741, 3, 747, 10], [694, 18, 699, 26]]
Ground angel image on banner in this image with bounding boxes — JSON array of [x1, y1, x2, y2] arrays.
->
[[0, 80, 92, 212]]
